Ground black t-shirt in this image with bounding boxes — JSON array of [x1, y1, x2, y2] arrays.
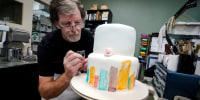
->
[[37, 28, 94, 76]]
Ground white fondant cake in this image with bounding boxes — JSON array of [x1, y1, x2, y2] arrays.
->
[[86, 24, 140, 92], [93, 24, 136, 56]]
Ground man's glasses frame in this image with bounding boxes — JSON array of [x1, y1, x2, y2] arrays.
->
[[58, 22, 83, 31]]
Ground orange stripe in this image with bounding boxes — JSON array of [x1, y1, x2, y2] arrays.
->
[[89, 66, 95, 85]]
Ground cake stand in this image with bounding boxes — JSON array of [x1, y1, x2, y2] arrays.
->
[[70, 73, 149, 100]]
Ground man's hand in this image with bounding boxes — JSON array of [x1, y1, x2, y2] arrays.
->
[[80, 59, 88, 72], [63, 50, 86, 78]]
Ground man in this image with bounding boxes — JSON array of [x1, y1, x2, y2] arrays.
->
[[37, 0, 94, 99]]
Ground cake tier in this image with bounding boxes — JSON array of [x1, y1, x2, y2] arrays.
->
[[94, 24, 136, 56], [86, 53, 140, 92]]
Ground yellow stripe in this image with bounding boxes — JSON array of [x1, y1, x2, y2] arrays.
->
[[89, 66, 95, 85], [117, 60, 131, 90]]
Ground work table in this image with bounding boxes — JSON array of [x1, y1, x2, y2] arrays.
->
[[0, 60, 37, 69], [0, 54, 38, 69]]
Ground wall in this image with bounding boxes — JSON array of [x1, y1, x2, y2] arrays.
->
[[1, 0, 198, 57], [176, 0, 200, 22], [81, 0, 190, 57]]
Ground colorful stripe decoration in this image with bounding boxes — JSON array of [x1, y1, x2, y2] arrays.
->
[[108, 66, 118, 92], [117, 60, 131, 90], [86, 68, 90, 82], [98, 69, 109, 90], [133, 77, 136, 87], [89, 66, 95, 85], [87, 60, 136, 91], [128, 72, 135, 90], [94, 75, 99, 88], [127, 77, 130, 89]]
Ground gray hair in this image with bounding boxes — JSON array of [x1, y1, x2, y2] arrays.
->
[[49, 0, 85, 24]]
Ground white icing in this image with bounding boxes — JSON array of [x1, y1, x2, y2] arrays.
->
[[93, 24, 136, 56], [88, 53, 139, 77]]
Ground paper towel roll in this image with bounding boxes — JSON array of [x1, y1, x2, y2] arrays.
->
[[167, 55, 179, 72], [158, 54, 164, 63], [163, 55, 169, 67]]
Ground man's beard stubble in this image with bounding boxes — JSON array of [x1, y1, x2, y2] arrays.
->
[[66, 31, 81, 42]]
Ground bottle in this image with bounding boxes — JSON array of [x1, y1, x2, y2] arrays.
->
[[7, 48, 14, 62], [22, 47, 27, 57], [27, 47, 32, 56], [32, 42, 39, 54]]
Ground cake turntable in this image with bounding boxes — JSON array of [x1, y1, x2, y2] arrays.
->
[[70, 73, 149, 100]]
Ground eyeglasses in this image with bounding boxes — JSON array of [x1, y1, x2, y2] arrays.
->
[[58, 23, 83, 31]]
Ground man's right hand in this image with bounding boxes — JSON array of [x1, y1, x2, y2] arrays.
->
[[63, 50, 85, 78]]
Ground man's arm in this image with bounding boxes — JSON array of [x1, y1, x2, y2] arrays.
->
[[38, 50, 85, 99], [38, 71, 71, 99]]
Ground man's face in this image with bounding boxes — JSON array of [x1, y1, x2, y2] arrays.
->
[[56, 8, 83, 42]]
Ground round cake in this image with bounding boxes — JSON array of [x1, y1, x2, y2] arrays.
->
[[86, 24, 140, 92]]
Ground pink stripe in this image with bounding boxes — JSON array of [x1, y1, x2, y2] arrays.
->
[[94, 75, 99, 88]]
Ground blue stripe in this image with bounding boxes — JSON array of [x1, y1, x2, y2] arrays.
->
[[98, 69, 109, 90], [127, 77, 130, 89], [86, 68, 90, 82]]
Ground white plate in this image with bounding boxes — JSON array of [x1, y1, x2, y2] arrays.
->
[[70, 73, 149, 100]]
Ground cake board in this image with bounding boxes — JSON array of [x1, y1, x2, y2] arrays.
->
[[70, 73, 149, 100]]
